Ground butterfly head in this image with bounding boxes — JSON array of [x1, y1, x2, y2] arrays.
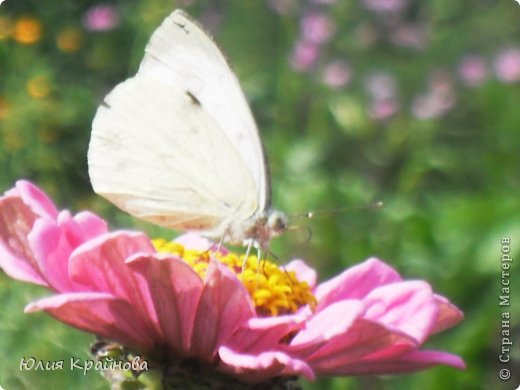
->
[[266, 209, 289, 238], [233, 209, 288, 250]]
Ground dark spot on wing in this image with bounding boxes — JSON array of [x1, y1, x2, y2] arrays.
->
[[186, 91, 201, 106], [174, 21, 189, 34], [101, 101, 111, 109]]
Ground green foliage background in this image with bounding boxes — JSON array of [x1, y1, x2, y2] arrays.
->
[[0, 0, 519, 389]]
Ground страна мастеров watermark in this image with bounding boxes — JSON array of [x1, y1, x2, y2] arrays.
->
[[498, 237, 513, 383]]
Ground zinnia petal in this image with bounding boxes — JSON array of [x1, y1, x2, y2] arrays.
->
[[300, 318, 416, 375], [191, 261, 255, 362], [284, 259, 317, 288], [69, 232, 163, 341], [25, 292, 157, 352], [290, 300, 366, 348], [127, 253, 204, 356], [363, 280, 438, 343], [0, 195, 45, 285], [390, 350, 466, 371], [28, 216, 78, 291], [224, 314, 307, 354], [69, 231, 155, 297], [27, 211, 108, 292], [320, 349, 465, 375], [431, 294, 464, 334], [62, 210, 108, 243], [6, 180, 58, 220], [315, 257, 402, 309], [174, 232, 222, 252], [219, 346, 315, 383]]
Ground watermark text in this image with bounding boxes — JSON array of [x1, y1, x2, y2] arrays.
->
[[498, 237, 513, 381]]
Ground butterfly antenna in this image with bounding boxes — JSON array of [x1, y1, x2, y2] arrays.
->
[[285, 201, 382, 249], [290, 201, 384, 219]]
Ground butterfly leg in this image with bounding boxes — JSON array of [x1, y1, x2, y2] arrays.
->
[[256, 248, 266, 285], [216, 233, 225, 255], [242, 239, 254, 275]]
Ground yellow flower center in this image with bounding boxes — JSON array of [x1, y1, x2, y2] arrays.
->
[[152, 238, 316, 317]]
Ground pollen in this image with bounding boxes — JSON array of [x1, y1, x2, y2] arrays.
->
[[152, 238, 316, 316]]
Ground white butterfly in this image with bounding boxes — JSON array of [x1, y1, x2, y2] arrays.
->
[[88, 10, 288, 250]]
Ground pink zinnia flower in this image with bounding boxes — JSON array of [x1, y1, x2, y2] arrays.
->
[[0, 180, 465, 388]]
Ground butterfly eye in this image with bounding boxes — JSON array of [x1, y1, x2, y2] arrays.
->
[[267, 211, 288, 237]]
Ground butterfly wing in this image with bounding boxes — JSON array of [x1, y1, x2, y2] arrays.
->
[[138, 10, 271, 210], [88, 75, 258, 237]]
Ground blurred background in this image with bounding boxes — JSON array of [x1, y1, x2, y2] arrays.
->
[[0, 0, 519, 389]]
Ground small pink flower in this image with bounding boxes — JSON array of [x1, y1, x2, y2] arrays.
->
[[290, 40, 320, 72], [365, 72, 398, 101], [322, 60, 352, 88], [390, 23, 427, 50], [362, 0, 409, 13], [369, 98, 400, 121], [301, 13, 335, 45], [1, 181, 465, 387], [411, 91, 455, 120], [364, 72, 401, 120], [311, 0, 338, 4], [411, 70, 456, 119], [267, 0, 297, 15], [82, 4, 120, 32], [493, 47, 520, 83], [458, 55, 488, 87]]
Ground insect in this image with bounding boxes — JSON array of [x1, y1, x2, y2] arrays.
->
[[88, 10, 288, 251]]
